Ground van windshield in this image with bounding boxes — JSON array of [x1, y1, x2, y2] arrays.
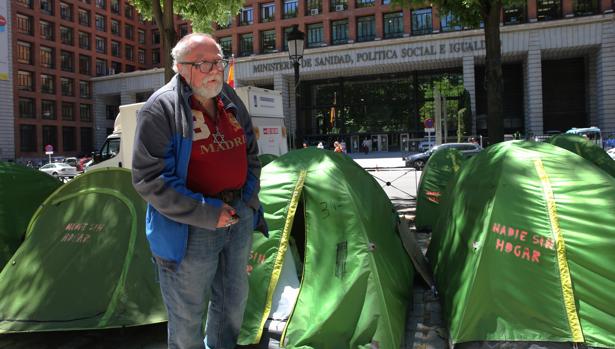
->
[[101, 138, 120, 159]]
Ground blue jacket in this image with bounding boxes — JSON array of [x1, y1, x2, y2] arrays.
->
[[132, 75, 267, 263]]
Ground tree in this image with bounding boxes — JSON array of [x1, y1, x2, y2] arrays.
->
[[129, 0, 244, 82], [393, 0, 525, 144]]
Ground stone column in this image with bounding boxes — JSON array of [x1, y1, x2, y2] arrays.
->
[[524, 32, 544, 137], [596, 19, 615, 135], [0, 0, 14, 161], [462, 55, 477, 135]]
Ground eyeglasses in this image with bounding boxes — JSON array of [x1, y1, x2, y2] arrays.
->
[[179, 59, 228, 73]]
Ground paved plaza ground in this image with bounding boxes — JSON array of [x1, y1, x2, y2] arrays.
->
[[0, 151, 448, 349]]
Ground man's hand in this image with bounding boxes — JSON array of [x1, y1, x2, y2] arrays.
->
[[216, 204, 238, 228]]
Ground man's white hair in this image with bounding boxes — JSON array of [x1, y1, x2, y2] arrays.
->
[[171, 33, 223, 73]]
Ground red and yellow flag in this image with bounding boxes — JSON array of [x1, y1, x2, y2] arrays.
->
[[226, 55, 235, 88]]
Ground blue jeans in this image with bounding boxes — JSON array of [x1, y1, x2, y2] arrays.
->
[[154, 200, 253, 349]]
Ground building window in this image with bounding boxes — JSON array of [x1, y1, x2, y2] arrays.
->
[[20, 125, 37, 153], [330, 0, 347, 11], [41, 74, 55, 94], [17, 14, 34, 35], [126, 64, 135, 72], [261, 3, 276, 23], [125, 4, 134, 18], [17, 41, 33, 65], [61, 77, 74, 96], [96, 36, 106, 53], [219, 37, 232, 58], [40, 47, 55, 69], [79, 31, 90, 49], [356, 16, 375, 42], [80, 104, 92, 122], [307, 23, 324, 47], [440, 12, 462, 32], [125, 24, 134, 40], [95, 14, 106, 31], [63, 127, 77, 152], [42, 100, 56, 119], [356, 0, 375, 8], [61, 51, 74, 72], [78, 9, 90, 26], [96, 0, 106, 9], [503, 4, 526, 25], [411, 8, 433, 35], [383, 12, 404, 38], [80, 127, 94, 153], [17, 71, 34, 91], [152, 49, 160, 64], [60, 26, 74, 45], [79, 55, 91, 75], [138, 29, 146, 44], [111, 61, 121, 74], [40, 20, 54, 41], [16, 0, 34, 9], [239, 33, 253, 57], [152, 30, 160, 44], [331, 20, 348, 45], [125, 45, 134, 61], [537, 0, 562, 21], [260, 30, 276, 53], [95, 59, 107, 76], [111, 41, 121, 57], [79, 81, 91, 97], [41, 0, 54, 15], [574, 0, 598, 16], [62, 102, 75, 121], [283, 26, 294, 51], [179, 23, 189, 38], [239, 7, 253, 26], [19, 98, 36, 119], [284, 0, 298, 18], [111, 19, 120, 36], [306, 0, 322, 15], [60, 2, 73, 21], [42, 126, 58, 152], [110, 0, 120, 14], [138, 49, 145, 64]]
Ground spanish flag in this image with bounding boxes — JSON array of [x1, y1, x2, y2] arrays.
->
[[330, 92, 336, 127], [226, 55, 235, 88]]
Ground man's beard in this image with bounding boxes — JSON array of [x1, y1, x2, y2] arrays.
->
[[192, 79, 223, 99]]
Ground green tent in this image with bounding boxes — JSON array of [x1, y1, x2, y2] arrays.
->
[[414, 148, 465, 231], [0, 162, 61, 268], [238, 148, 414, 349], [258, 153, 278, 167], [428, 141, 615, 347], [548, 133, 615, 178], [0, 168, 166, 333]]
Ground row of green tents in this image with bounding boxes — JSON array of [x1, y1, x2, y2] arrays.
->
[[415, 134, 615, 348]]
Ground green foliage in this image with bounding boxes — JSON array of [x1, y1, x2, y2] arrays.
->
[[128, 0, 244, 32]]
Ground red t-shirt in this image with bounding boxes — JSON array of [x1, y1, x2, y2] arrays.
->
[[186, 96, 247, 196]]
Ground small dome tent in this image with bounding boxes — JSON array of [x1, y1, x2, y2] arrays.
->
[[238, 148, 414, 349], [0, 168, 166, 333], [548, 133, 615, 178], [428, 141, 615, 347], [414, 148, 465, 231], [0, 162, 61, 268], [258, 153, 278, 167]]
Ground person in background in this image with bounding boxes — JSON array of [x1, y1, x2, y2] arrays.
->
[[131, 33, 267, 349], [317, 141, 324, 149], [334, 141, 343, 153]]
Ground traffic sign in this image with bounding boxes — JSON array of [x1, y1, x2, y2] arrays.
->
[[44, 144, 53, 155], [424, 118, 434, 128], [424, 128, 435, 132]]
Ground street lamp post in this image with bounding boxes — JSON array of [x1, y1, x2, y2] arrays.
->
[[287, 25, 304, 150]]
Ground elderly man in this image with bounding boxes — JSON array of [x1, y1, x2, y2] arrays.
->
[[132, 33, 266, 349]]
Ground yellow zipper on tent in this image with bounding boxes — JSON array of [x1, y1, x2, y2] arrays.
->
[[254, 170, 307, 344], [533, 159, 584, 343]]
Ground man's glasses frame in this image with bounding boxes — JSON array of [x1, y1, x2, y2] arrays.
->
[[179, 59, 228, 73]]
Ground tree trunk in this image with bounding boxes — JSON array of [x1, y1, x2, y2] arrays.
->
[[151, 0, 177, 83], [483, 0, 504, 144]]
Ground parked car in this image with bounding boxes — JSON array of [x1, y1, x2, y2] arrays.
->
[[63, 157, 78, 167], [404, 143, 483, 170], [607, 148, 615, 161], [39, 163, 78, 178]]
